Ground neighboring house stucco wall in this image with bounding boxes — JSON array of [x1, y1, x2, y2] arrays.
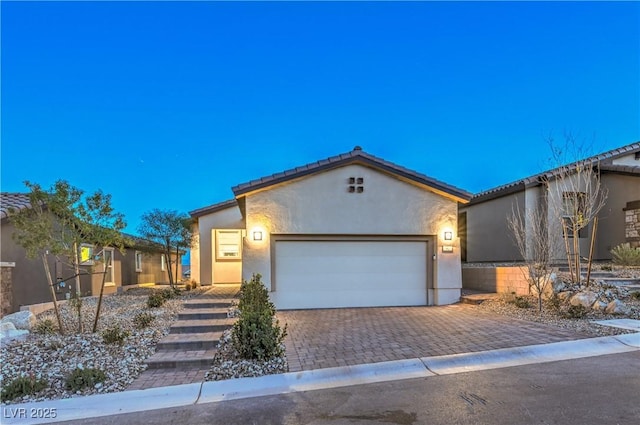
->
[[460, 191, 524, 262], [242, 164, 462, 305], [596, 173, 640, 258], [193, 206, 244, 285]]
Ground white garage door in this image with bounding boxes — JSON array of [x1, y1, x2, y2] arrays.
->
[[272, 240, 428, 310]]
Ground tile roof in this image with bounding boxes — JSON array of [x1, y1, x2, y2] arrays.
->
[[469, 141, 640, 205], [1, 193, 33, 219], [189, 198, 238, 218], [231, 146, 473, 202]]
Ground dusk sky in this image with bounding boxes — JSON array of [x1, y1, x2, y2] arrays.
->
[[2, 1, 639, 235]]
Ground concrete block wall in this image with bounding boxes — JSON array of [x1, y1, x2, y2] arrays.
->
[[462, 266, 530, 296]]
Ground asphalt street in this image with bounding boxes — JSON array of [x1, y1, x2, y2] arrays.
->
[[53, 351, 640, 425]]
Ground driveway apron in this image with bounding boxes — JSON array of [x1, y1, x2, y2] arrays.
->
[[278, 304, 590, 372]]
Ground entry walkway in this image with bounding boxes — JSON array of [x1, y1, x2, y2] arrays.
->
[[278, 304, 590, 372]]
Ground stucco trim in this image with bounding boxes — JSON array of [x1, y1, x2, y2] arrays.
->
[[269, 234, 435, 305]]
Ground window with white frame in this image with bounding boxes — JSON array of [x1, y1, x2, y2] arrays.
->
[[216, 230, 242, 260], [135, 251, 143, 272]]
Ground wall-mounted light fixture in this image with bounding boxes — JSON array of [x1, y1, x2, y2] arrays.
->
[[252, 231, 263, 241], [444, 231, 453, 241]]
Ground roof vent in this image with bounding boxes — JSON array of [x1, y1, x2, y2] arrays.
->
[[353, 146, 362, 151]]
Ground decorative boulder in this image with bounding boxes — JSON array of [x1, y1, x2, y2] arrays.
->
[[592, 300, 608, 312], [604, 300, 629, 315], [0, 322, 29, 342], [569, 291, 598, 308], [1, 310, 36, 330], [557, 291, 573, 301]]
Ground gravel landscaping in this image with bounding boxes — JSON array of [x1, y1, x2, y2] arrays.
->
[[2, 266, 639, 405], [0, 287, 207, 404]]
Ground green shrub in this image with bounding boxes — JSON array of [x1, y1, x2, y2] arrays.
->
[[133, 312, 155, 329], [102, 325, 130, 345], [513, 296, 531, 308], [65, 368, 106, 392], [611, 243, 640, 266], [564, 304, 587, 319], [33, 318, 57, 335], [147, 292, 166, 308], [232, 274, 288, 361], [545, 293, 562, 312], [1, 375, 48, 402]]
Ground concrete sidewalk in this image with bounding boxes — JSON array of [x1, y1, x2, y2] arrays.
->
[[2, 331, 638, 425]]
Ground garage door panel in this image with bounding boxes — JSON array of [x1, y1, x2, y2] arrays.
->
[[274, 240, 427, 309]]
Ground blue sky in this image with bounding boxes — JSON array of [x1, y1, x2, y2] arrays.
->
[[2, 1, 639, 235]]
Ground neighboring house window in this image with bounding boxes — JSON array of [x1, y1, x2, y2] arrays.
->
[[135, 251, 143, 272], [161, 254, 166, 271], [216, 230, 242, 259], [80, 244, 95, 265], [562, 192, 587, 238]]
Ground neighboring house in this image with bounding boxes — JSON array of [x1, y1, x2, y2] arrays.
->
[[0, 193, 179, 315], [459, 142, 640, 263], [190, 146, 472, 310]]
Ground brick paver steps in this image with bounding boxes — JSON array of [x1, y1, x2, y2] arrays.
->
[[127, 285, 241, 390], [169, 318, 236, 334]]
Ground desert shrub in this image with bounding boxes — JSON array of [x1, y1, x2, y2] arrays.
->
[[147, 292, 166, 308], [545, 293, 563, 312], [101, 325, 130, 345], [611, 243, 640, 266], [161, 288, 177, 300], [600, 264, 613, 272], [133, 312, 155, 329], [511, 296, 531, 309], [564, 304, 587, 319], [232, 274, 288, 361], [191, 280, 199, 289], [65, 368, 106, 392], [33, 318, 57, 335], [184, 283, 192, 291], [631, 291, 640, 300], [1, 375, 48, 402]]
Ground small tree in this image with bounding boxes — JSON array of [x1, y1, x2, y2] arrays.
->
[[10, 181, 126, 333], [508, 204, 554, 312], [137, 209, 195, 287], [545, 135, 608, 285]]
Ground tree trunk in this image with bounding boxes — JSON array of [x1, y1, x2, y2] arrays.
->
[[585, 217, 598, 287], [92, 255, 110, 333], [561, 220, 575, 283], [175, 245, 180, 284], [41, 253, 64, 335], [73, 242, 83, 333]]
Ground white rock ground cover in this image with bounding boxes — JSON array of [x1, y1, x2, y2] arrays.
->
[[0, 288, 207, 404]]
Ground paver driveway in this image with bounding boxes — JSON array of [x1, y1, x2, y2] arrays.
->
[[278, 304, 591, 372]]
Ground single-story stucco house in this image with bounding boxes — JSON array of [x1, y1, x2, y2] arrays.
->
[[459, 141, 640, 264], [0, 193, 179, 316], [190, 147, 473, 310]]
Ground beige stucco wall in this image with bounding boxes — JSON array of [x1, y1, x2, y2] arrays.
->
[[242, 164, 462, 305], [612, 152, 640, 166], [192, 206, 244, 285]]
